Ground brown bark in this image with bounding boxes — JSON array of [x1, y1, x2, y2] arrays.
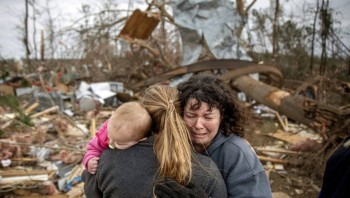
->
[[24, 0, 31, 64], [310, 0, 319, 72], [272, 0, 280, 65], [233, 75, 314, 128], [231, 75, 350, 135]]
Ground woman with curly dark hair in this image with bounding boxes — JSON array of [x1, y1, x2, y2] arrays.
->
[[178, 73, 272, 198]]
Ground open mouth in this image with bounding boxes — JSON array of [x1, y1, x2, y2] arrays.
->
[[191, 131, 206, 138]]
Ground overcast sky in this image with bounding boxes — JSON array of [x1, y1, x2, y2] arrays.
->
[[0, 0, 349, 59]]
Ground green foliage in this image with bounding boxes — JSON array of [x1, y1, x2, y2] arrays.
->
[[0, 95, 19, 111], [0, 95, 33, 126], [17, 113, 33, 126], [0, 128, 5, 138]]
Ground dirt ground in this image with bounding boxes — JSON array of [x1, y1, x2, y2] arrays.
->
[[246, 113, 324, 198]]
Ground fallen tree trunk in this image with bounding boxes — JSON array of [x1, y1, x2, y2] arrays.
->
[[132, 59, 349, 138], [229, 75, 350, 136]]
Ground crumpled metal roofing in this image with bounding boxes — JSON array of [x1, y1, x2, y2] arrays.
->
[[170, 0, 251, 65]]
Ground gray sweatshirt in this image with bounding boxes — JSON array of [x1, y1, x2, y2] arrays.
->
[[203, 131, 272, 198], [82, 135, 227, 198]]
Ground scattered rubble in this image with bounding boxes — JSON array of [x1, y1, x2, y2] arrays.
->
[[1, 59, 349, 197]]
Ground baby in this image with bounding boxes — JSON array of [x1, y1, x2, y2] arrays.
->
[[82, 101, 152, 174]]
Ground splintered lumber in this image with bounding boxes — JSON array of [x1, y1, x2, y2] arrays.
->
[[30, 106, 59, 118], [90, 118, 96, 137], [11, 157, 37, 162], [275, 112, 289, 131], [257, 155, 288, 164], [1, 120, 12, 129], [24, 102, 39, 115], [267, 130, 309, 144], [119, 9, 159, 40], [0, 174, 49, 184], [0, 169, 54, 177], [0, 170, 55, 184], [254, 146, 301, 155]]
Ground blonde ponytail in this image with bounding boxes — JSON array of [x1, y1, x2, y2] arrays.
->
[[142, 85, 192, 185]]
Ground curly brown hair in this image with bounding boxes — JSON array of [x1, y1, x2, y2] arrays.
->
[[177, 73, 247, 137]]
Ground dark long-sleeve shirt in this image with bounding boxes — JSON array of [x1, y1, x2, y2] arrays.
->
[[82, 135, 227, 198]]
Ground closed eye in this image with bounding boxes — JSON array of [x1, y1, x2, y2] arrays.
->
[[185, 114, 196, 118]]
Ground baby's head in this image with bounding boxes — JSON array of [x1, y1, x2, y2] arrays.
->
[[107, 101, 152, 149]]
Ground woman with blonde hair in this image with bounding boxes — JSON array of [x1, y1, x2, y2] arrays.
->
[[82, 84, 227, 198]]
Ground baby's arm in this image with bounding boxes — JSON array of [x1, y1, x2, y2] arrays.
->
[[82, 120, 109, 174], [87, 157, 99, 174]]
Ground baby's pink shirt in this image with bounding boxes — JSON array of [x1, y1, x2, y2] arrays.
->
[[82, 120, 109, 169]]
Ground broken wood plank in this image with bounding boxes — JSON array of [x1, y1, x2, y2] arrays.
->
[[0, 170, 54, 177], [254, 147, 302, 155], [257, 155, 288, 164], [90, 118, 96, 137], [11, 157, 37, 162], [119, 9, 160, 40], [30, 106, 59, 118], [1, 120, 13, 129], [0, 174, 49, 184], [267, 130, 308, 144], [275, 112, 288, 131], [24, 102, 39, 115]]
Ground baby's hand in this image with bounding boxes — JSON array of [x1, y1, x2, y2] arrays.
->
[[87, 157, 99, 174]]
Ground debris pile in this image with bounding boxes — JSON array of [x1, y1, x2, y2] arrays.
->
[[0, 71, 135, 197], [0, 62, 349, 198]]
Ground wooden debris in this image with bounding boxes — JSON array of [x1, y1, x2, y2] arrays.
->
[[66, 182, 84, 198], [267, 130, 309, 144], [90, 118, 96, 137], [254, 146, 301, 155], [0, 174, 49, 184], [31, 106, 59, 118], [0, 84, 15, 95], [274, 164, 284, 170], [0, 169, 54, 177], [24, 102, 39, 115], [66, 165, 83, 183], [1, 119, 13, 129], [65, 124, 88, 137], [275, 112, 289, 131], [11, 157, 37, 162], [257, 155, 289, 164], [119, 9, 160, 40]]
